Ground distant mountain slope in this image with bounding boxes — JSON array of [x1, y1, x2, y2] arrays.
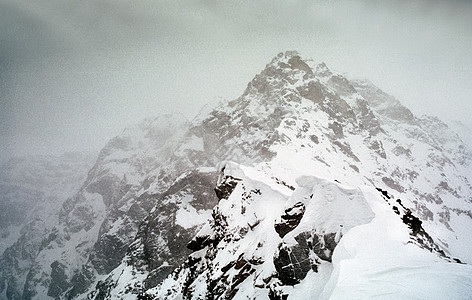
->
[[0, 152, 95, 299], [0, 152, 95, 252]]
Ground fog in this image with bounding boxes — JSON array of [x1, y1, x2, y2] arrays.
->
[[1, 0, 471, 158]]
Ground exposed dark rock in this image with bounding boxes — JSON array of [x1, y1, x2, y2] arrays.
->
[[437, 181, 460, 197], [369, 140, 387, 159], [273, 231, 338, 286], [268, 288, 288, 300], [137, 293, 156, 300], [355, 99, 382, 135], [85, 174, 130, 207], [376, 187, 391, 199], [415, 203, 434, 221], [384, 105, 415, 123], [214, 176, 241, 200], [47, 261, 69, 299], [328, 75, 357, 96], [393, 206, 400, 215], [274, 178, 296, 191], [329, 122, 344, 139], [273, 242, 313, 285], [333, 140, 360, 162], [392, 145, 412, 157], [287, 55, 313, 75], [209, 206, 229, 243], [66, 265, 96, 299], [274, 202, 306, 238], [187, 234, 213, 251], [230, 262, 255, 294], [310, 135, 319, 144], [453, 258, 463, 264], [90, 234, 129, 275], [353, 80, 415, 123], [297, 81, 325, 104], [106, 170, 221, 294], [402, 210, 423, 236], [309, 233, 337, 262], [349, 164, 359, 172], [145, 265, 174, 290], [93, 276, 115, 300]]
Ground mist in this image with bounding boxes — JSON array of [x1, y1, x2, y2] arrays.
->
[[1, 0, 471, 158]]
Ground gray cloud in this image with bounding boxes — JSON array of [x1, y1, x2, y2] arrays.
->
[[1, 0, 471, 158]]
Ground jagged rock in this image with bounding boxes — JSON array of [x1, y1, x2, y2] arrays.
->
[[309, 233, 337, 262], [273, 231, 338, 286], [187, 234, 213, 251], [382, 177, 405, 193], [274, 202, 306, 238], [103, 170, 220, 294], [273, 242, 314, 285], [214, 175, 241, 200], [268, 286, 288, 300]]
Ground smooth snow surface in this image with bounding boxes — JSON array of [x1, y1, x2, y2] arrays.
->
[[321, 186, 472, 299]]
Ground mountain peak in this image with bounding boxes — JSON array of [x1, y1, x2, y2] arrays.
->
[[271, 50, 302, 62], [268, 50, 313, 75]]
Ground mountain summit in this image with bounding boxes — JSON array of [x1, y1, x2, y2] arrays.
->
[[1, 51, 472, 299]]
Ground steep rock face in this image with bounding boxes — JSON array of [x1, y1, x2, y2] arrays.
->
[[254, 52, 472, 262], [0, 115, 196, 300], [55, 115, 194, 299], [82, 169, 220, 299], [352, 79, 415, 123], [274, 202, 305, 238]]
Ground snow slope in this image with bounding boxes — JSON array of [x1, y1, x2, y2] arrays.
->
[[152, 162, 472, 299]]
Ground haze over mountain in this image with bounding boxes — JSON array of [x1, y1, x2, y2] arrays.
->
[[1, 0, 471, 158], [1, 51, 471, 299]]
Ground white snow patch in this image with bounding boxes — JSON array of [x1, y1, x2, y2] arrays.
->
[[175, 204, 212, 229]]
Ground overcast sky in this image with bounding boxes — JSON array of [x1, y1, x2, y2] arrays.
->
[[1, 0, 471, 158]]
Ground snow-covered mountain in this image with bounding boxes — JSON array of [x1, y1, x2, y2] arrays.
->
[[448, 120, 472, 149], [145, 51, 472, 299], [153, 163, 472, 299], [0, 152, 96, 299], [1, 51, 472, 299]]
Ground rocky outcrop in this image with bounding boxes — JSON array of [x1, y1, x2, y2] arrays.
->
[[273, 241, 314, 285], [214, 175, 241, 200], [274, 202, 305, 238], [273, 231, 338, 285]]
